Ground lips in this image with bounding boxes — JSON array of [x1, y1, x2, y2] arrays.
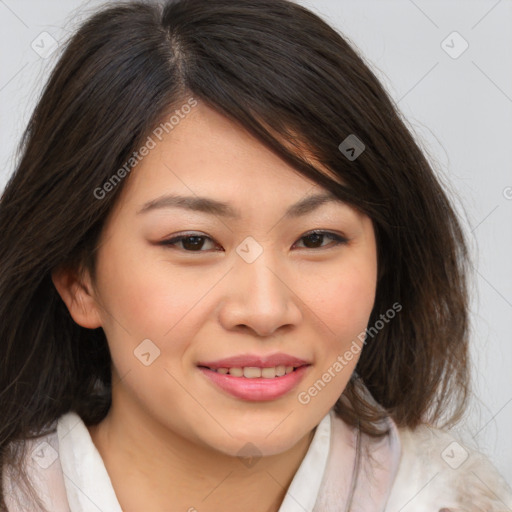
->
[[196, 352, 311, 401]]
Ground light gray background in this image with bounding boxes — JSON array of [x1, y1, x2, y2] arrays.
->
[[1, 0, 511, 483]]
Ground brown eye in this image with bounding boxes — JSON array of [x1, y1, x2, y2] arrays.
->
[[294, 231, 348, 250], [160, 233, 220, 252]]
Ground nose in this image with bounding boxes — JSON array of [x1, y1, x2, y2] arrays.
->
[[217, 249, 303, 337]]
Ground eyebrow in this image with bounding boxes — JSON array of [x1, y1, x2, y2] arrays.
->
[[137, 192, 344, 219]]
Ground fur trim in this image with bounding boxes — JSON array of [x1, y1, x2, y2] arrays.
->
[[385, 424, 512, 511]]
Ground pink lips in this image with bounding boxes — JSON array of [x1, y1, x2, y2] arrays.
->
[[197, 352, 311, 402]]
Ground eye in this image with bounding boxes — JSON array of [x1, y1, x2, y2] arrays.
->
[[159, 230, 348, 252], [160, 233, 220, 252], [294, 230, 348, 249]]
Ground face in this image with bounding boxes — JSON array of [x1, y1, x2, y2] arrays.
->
[[78, 100, 377, 458]]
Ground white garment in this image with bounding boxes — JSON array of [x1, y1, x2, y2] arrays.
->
[[3, 409, 512, 511]]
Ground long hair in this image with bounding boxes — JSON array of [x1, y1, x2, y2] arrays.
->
[[0, 0, 470, 509]]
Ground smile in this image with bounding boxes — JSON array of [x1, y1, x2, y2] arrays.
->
[[201, 365, 298, 378], [198, 364, 310, 401]]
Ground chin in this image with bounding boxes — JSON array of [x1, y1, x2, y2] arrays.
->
[[206, 428, 304, 459]]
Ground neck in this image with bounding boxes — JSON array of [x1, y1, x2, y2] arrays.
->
[[87, 389, 317, 512]]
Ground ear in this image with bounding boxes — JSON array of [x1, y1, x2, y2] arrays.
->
[[51, 264, 103, 329]]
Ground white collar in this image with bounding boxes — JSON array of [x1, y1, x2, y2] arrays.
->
[[58, 412, 122, 512], [57, 409, 333, 512], [278, 410, 332, 512]]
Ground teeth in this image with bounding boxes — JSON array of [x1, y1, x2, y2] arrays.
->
[[244, 367, 261, 378], [276, 365, 286, 377], [261, 367, 276, 378], [211, 365, 297, 378], [229, 367, 243, 377]]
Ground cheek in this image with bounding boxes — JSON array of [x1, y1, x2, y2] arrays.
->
[[311, 259, 377, 345], [93, 246, 204, 393], [298, 263, 376, 407], [96, 242, 204, 339]]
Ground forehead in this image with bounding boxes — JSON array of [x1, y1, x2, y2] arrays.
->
[[118, 101, 340, 210]]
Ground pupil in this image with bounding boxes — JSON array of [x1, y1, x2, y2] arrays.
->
[[303, 234, 322, 248], [183, 236, 204, 251]]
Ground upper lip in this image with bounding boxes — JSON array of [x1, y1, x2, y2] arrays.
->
[[197, 353, 311, 369]]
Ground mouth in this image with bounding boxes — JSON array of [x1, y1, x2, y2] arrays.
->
[[197, 363, 311, 401]]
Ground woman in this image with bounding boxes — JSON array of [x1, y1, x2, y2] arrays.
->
[[1, 0, 511, 511]]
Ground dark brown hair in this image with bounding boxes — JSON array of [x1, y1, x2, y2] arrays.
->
[[0, 0, 470, 509]]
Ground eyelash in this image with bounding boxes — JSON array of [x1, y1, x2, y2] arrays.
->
[[159, 230, 348, 253]]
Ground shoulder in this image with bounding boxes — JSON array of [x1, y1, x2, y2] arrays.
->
[[2, 416, 71, 512], [385, 423, 512, 512]]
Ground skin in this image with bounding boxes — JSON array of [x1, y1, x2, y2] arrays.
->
[[52, 99, 378, 512]]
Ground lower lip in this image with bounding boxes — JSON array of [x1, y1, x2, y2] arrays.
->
[[198, 365, 310, 401]]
